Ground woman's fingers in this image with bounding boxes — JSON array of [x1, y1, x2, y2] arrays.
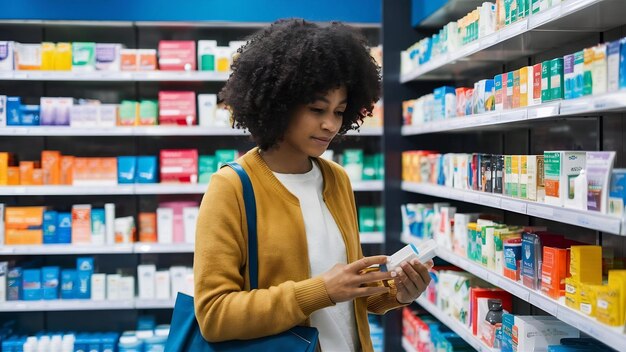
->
[[352, 286, 390, 298], [348, 255, 389, 273]]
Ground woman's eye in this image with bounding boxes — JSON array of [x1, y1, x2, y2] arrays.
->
[[309, 107, 324, 114], [335, 111, 345, 117]]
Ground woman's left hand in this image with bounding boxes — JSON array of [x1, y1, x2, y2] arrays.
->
[[393, 259, 434, 304]]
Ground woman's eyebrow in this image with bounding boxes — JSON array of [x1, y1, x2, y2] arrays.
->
[[312, 97, 348, 105]]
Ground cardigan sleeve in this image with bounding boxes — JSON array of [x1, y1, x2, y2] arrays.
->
[[193, 171, 334, 342]]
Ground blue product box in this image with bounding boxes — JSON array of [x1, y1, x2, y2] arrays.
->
[[620, 38, 626, 89], [91, 208, 105, 242], [102, 333, 119, 352], [117, 156, 137, 184], [42, 266, 60, 300], [137, 315, 156, 331], [137, 156, 158, 183], [20, 105, 40, 126], [56, 212, 72, 244], [6, 96, 21, 126], [22, 269, 42, 301], [61, 269, 77, 299], [500, 313, 515, 352], [521, 232, 540, 290], [43, 210, 58, 244], [433, 86, 455, 120], [7, 267, 23, 300], [76, 257, 94, 299]]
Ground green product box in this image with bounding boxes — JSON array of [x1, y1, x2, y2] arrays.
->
[[215, 149, 238, 169], [139, 100, 158, 125], [119, 100, 138, 126], [359, 206, 376, 233], [343, 149, 364, 181], [517, 0, 527, 19], [72, 42, 96, 69], [376, 153, 385, 180], [504, 155, 512, 196], [375, 207, 384, 232], [541, 60, 552, 102], [550, 58, 564, 100], [198, 155, 217, 184], [362, 155, 376, 180], [531, 0, 541, 14]]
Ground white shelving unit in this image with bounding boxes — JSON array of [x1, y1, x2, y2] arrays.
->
[[134, 299, 176, 310], [0, 299, 177, 312], [400, 0, 625, 82], [402, 92, 626, 136], [401, 234, 626, 351], [0, 70, 230, 82], [401, 182, 624, 235], [359, 232, 385, 244]]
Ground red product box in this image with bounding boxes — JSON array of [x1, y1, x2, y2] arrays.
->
[[158, 41, 196, 71], [533, 63, 542, 104], [158, 91, 197, 126], [160, 149, 198, 183], [541, 246, 571, 299], [470, 288, 513, 336]]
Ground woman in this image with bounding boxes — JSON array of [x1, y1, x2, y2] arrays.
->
[[194, 19, 433, 352]]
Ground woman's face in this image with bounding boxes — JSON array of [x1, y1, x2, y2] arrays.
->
[[281, 86, 347, 158]]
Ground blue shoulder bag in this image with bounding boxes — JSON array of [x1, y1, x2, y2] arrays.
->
[[165, 162, 320, 352]]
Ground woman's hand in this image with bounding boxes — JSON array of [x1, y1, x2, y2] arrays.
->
[[320, 255, 396, 303], [394, 259, 434, 304]]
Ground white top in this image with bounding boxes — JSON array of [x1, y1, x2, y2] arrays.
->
[[273, 161, 360, 352]]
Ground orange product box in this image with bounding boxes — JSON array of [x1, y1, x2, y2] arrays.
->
[[120, 49, 138, 71], [100, 157, 118, 185], [7, 167, 20, 185], [0, 152, 12, 185], [19, 161, 35, 185], [519, 66, 529, 107], [5, 206, 45, 245], [60, 156, 74, 185], [32, 169, 43, 185], [512, 70, 521, 109], [87, 158, 101, 183], [72, 157, 88, 185], [541, 247, 570, 299], [138, 49, 157, 71], [71, 204, 92, 244], [139, 212, 158, 243], [41, 150, 61, 185]]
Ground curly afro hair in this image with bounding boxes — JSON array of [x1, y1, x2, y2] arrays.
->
[[219, 19, 381, 150]]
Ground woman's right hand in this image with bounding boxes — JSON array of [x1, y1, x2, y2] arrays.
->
[[320, 255, 396, 303]]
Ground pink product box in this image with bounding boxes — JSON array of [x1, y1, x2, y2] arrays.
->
[[158, 41, 196, 71], [159, 149, 198, 184], [159, 201, 198, 243], [158, 91, 196, 126]]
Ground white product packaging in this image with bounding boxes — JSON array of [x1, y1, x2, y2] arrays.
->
[[382, 239, 438, 272], [95, 43, 122, 71], [184, 271, 194, 296], [183, 207, 199, 244], [155, 271, 171, 300], [114, 217, 135, 244], [99, 104, 118, 127], [106, 274, 121, 300], [607, 40, 621, 93], [14, 43, 42, 70], [0, 42, 14, 71], [157, 208, 174, 244], [138, 264, 156, 299], [436, 207, 456, 250], [514, 316, 579, 351], [592, 44, 608, 96], [170, 266, 188, 298], [544, 151, 587, 208], [0, 261, 7, 302], [104, 203, 116, 245], [198, 94, 218, 127], [0, 95, 6, 127], [119, 276, 135, 301], [91, 273, 106, 301]]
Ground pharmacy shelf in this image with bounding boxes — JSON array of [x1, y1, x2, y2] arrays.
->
[[0, 70, 230, 82], [402, 234, 626, 351], [415, 0, 486, 28], [134, 299, 176, 309], [133, 243, 196, 254], [0, 181, 381, 196], [400, 0, 626, 82], [0, 300, 136, 312], [402, 92, 626, 136], [401, 182, 623, 235], [0, 244, 134, 255], [359, 232, 385, 244], [413, 296, 495, 352], [0, 126, 382, 137]]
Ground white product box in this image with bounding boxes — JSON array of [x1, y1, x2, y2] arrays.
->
[[155, 271, 171, 300], [157, 208, 174, 244], [91, 273, 106, 301], [544, 151, 587, 208], [452, 213, 479, 255], [183, 207, 199, 244], [184, 271, 194, 296], [138, 264, 156, 300], [106, 274, 121, 300], [0, 96, 6, 127], [0, 261, 7, 302], [99, 104, 118, 127], [95, 44, 122, 71], [0, 42, 14, 71], [104, 203, 115, 245], [198, 94, 217, 127], [513, 316, 579, 351], [15, 43, 42, 70], [119, 276, 135, 300], [170, 266, 188, 298]]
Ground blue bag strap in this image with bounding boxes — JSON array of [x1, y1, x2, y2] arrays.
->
[[225, 162, 259, 290]]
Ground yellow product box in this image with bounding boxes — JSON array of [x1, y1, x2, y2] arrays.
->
[[5, 206, 45, 245], [54, 43, 72, 71], [564, 277, 580, 310], [608, 270, 626, 326], [596, 285, 621, 326], [579, 283, 602, 317], [569, 245, 602, 284], [0, 152, 9, 185], [41, 42, 56, 70]]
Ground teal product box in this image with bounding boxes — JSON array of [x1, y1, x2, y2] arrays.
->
[[494, 74, 503, 111], [61, 269, 77, 299], [117, 156, 137, 184], [550, 58, 564, 101], [199, 155, 217, 184], [506, 71, 515, 108], [6, 96, 21, 126], [137, 156, 158, 183], [76, 257, 94, 299], [359, 206, 376, 233], [501, 313, 515, 352], [375, 153, 384, 180], [7, 267, 23, 300], [541, 60, 552, 102], [42, 266, 60, 300], [56, 212, 72, 244], [433, 86, 455, 120], [22, 269, 42, 301], [362, 155, 376, 180], [620, 38, 626, 90], [375, 206, 384, 232], [215, 149, 238, 169], [20, 105, 40, 126], [574, 51, 584, 98], [91, 208, 105, 244], [137, 315, 157, 330], [43, 210, 58, 244]]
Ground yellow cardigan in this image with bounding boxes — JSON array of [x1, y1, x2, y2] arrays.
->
[[194, 147, 403, 351]]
